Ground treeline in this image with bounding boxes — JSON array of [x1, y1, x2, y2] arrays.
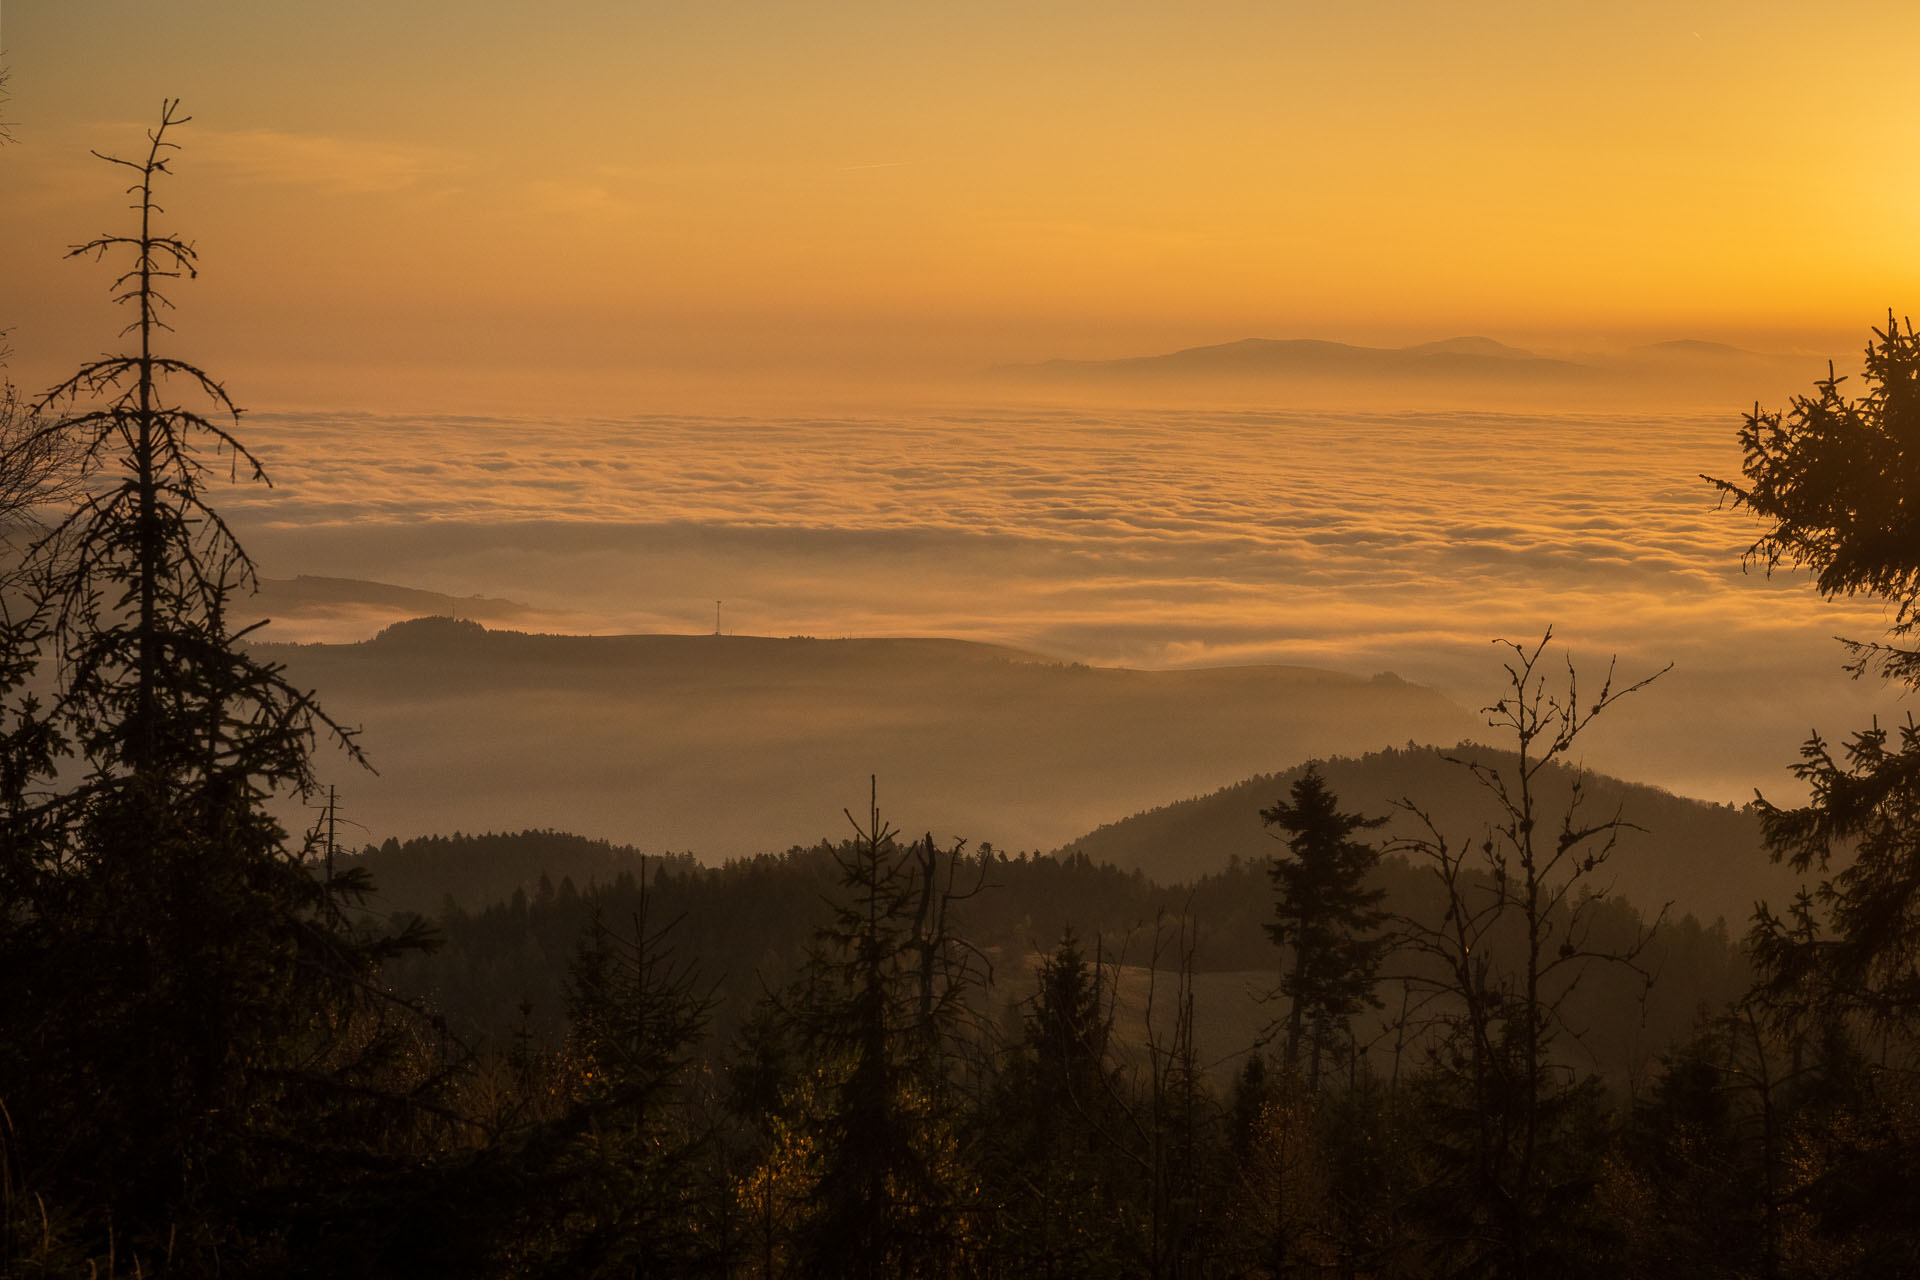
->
[[362, 829, 1745, 1083]]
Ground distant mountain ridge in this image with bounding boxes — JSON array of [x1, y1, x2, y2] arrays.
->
[[990, 332, 1819, 403], [998, 335, 1599, 384], [256, 619, 1476, 861], [1638, 339, 1755, 357], [347, 744, 1788, 930], [353, 613, 1058, 667]]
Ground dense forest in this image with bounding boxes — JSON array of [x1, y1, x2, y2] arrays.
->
[[352, 823, 1746, 1089], [5, 108, 1920, 1279]]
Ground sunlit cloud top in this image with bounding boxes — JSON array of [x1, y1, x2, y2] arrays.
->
[[208, 402, 1890, 806]]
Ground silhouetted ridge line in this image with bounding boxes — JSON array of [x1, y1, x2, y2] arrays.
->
[[996, 335, 1599, 382], [1052, 742, 1784, 928]]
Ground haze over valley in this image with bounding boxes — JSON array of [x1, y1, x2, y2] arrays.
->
[[233, 390, 1892, 841]]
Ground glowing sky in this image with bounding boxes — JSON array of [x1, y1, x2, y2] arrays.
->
[[4, 1, 1919, 406]]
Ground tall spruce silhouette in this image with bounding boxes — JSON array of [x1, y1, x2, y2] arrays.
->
[[1710, 316, 1920, 1025], [783, 783, 983, 1279], [1709, 315, 1920, 686], [1706, 317, 1920, 1270], [0, 101, 435, 1273], [1261, 764, 1389, 1092]]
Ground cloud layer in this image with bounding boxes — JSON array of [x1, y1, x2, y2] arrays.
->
[[213, 404, 1896, 805]]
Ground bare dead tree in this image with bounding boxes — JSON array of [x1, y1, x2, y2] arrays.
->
[[1389, 630, 1668, 1277], [0, 369, 81, 546], [0, 66, 84, 554]]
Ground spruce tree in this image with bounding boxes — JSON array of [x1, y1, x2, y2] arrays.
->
[[0, 102, 437, 1272], [785, 786, 980, 1278], [978, 930, 1137, 1276], [1712, 318, 1920, 1023], [1710, 315, 1920, 1269], [497, 877, 717, 1275], [1261, 764, 1389, 1092], [1709, 314, 1920, 683]]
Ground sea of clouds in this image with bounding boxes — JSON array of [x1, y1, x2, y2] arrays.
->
[[220, 404, 1901, 805]]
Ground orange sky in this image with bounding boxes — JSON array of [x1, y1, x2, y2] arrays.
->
[[4, 1, 1918, 409]]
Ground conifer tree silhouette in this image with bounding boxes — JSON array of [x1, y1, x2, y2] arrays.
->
[[1709, 315, 1920, 685], [1711, 316, 1920, 1026], [785, 782, 979, 1279], [0, 101, 436, 1272], [1261, 765, 1389, 1092], [1707, 317, 1920, 1268]]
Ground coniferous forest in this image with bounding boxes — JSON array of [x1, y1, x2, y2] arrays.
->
[[6, 108, 1920, 1280]]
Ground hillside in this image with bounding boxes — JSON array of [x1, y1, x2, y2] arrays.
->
[[1056, 743, 1799, 928], [258, 617, 1476, 860]]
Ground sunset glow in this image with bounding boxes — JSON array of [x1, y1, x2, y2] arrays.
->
[[5, 2, 1919, 404]]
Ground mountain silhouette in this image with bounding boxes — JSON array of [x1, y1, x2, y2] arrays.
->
[[259, 620, 1474, 861], [996, 336, 1600, 384], [1054, 743, 1796, 927]]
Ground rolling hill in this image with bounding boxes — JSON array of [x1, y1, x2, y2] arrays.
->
[[1055, 743, 1799, 928]]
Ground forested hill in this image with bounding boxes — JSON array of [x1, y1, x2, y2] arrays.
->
[[1058, 743, 1796, 928]]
